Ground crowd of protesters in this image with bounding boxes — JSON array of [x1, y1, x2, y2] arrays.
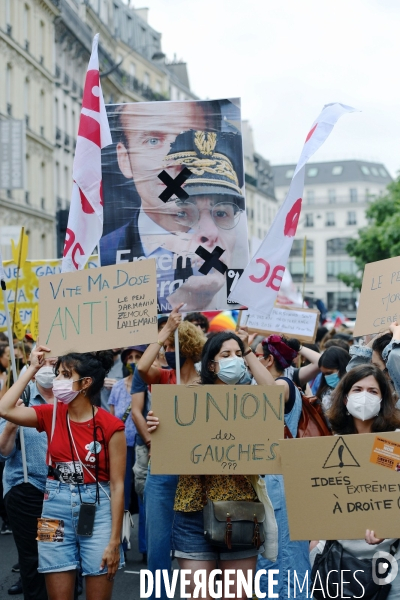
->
[[0, 311, 400, 599]]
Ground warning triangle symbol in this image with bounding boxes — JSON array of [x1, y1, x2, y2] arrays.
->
[[322, 436, 360, 469]]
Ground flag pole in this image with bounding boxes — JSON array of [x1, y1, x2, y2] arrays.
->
[[174, 328, 181, 385], [0, 280, 28, 483], [302, 235, 307, 307]]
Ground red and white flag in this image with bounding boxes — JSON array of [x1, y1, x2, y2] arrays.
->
[[229, 103, 358, 315], [62, 34, 112, 272]]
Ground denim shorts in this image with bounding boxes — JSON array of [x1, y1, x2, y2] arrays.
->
[[38, 479, 125, 576], [171, 509, 264, 561]]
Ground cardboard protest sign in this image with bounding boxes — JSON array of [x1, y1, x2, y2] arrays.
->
[[280, 432, 400, 540], [353, 256, 400, 337], [0, 256, 99, 332], [244, 305, 319, 343], [99, 99, 249, 313], [150, 384, 284, 475], [39, 260, 157, 355]]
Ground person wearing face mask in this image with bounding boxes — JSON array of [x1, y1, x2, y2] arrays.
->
[[108, 345, 146, 556], [99, 348, 123, 411], [0, 346, 127, 600], [346, 324, 400, 401], [253, 334, 320, 599], [0, 356, 56, 599], [137, 307, 206, 600], [310, 364, 400, 598], [146, 314, 278, 600], [316, 346, 351, 414]]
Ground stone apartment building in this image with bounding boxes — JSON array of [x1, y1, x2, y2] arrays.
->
[[273, 160, 393, 315]]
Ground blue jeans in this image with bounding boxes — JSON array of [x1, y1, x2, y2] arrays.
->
[[144, 468, 178, 600], [38, 479, 124, 576]]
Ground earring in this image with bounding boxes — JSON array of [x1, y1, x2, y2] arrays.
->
[[82, 389, 86, 396]]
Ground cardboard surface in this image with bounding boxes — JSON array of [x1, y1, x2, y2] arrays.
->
[[0, 256, 99, 332], [353, 256, 400, 337], [151, 384, 284, 475], [280, 432, 400, 540], [244, 305, 320, 343], [39, 260, 158, 355]]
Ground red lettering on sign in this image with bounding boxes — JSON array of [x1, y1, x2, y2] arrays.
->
[[284, 198, 302, 237], [71, 243, 84, 270], [249, 258, 271, 283], [267, 266, 285, 291], [63, 228, 75, 257]]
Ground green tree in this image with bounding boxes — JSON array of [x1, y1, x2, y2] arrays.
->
[[338, 176, 400, 290]]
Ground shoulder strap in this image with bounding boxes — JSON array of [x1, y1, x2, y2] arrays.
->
[[121, 405, 131, 423], [390, 539, 400, 555]]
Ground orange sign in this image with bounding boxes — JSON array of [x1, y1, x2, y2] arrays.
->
[[370, 436, 400, 472]]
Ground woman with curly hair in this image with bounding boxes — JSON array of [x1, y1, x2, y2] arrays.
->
[[146, 306, 278, 600], [137, 309, 206, 600], [0, 346, 126, 600]]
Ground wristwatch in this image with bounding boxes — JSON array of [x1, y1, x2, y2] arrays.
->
[[243, 348, 253, 357]]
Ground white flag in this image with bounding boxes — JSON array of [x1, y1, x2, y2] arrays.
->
[[61, 34, 112, 272], [229, 103, 358, 315]]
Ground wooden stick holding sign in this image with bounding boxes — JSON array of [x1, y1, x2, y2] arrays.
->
[[0, 247, 28, 483]]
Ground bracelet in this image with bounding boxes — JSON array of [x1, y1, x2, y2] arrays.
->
[[243, 348, 253, 357], [156, 340, 164, 346]]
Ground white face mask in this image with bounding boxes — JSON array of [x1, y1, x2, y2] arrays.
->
[[35, 366, 56, 389], [346, 390, 382, 421]]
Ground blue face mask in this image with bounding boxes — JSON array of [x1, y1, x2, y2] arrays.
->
[[215, 357, 248, 385], [165, 351, 186, 370], [325, 372, 340, 389]]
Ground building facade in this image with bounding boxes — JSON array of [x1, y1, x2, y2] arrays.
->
[[1, 0, 275, 263], [273, 160, 393, 316], [0, 0, 59, 260], [242, 121, 277, 249]]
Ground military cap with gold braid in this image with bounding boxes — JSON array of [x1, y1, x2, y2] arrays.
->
[[163, 129, 245, 210]]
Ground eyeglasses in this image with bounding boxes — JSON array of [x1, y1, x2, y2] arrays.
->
[[169, 201, 243, 230]]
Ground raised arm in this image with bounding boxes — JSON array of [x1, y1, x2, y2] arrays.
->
[[137, 304, 183, 384], [297, 345, 321, 386], [0, 345, 50, 427], [237, 327, 290, 401]]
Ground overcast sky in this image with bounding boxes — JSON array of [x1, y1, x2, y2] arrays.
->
[[128, 0, 400, 177]]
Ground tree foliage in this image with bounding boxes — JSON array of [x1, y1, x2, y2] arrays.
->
[[338, 177, 400, 290]]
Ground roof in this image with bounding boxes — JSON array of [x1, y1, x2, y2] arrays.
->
[[272, 160, 393, 187]]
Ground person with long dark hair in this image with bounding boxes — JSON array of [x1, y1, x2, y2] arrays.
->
[[310, 364, 400, 598], [316, 346, 350, 412], [0, 346, 126, 600]]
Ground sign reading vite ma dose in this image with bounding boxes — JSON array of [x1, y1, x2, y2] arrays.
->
[[39, 260, 158, 355]]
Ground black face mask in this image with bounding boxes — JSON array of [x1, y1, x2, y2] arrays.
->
[[165, 352, 186, 370]]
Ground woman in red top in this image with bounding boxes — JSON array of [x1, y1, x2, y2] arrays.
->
[[0, 345, 126, 600]]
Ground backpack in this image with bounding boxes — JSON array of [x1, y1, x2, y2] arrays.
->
[[284, 387, 331, 438]]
